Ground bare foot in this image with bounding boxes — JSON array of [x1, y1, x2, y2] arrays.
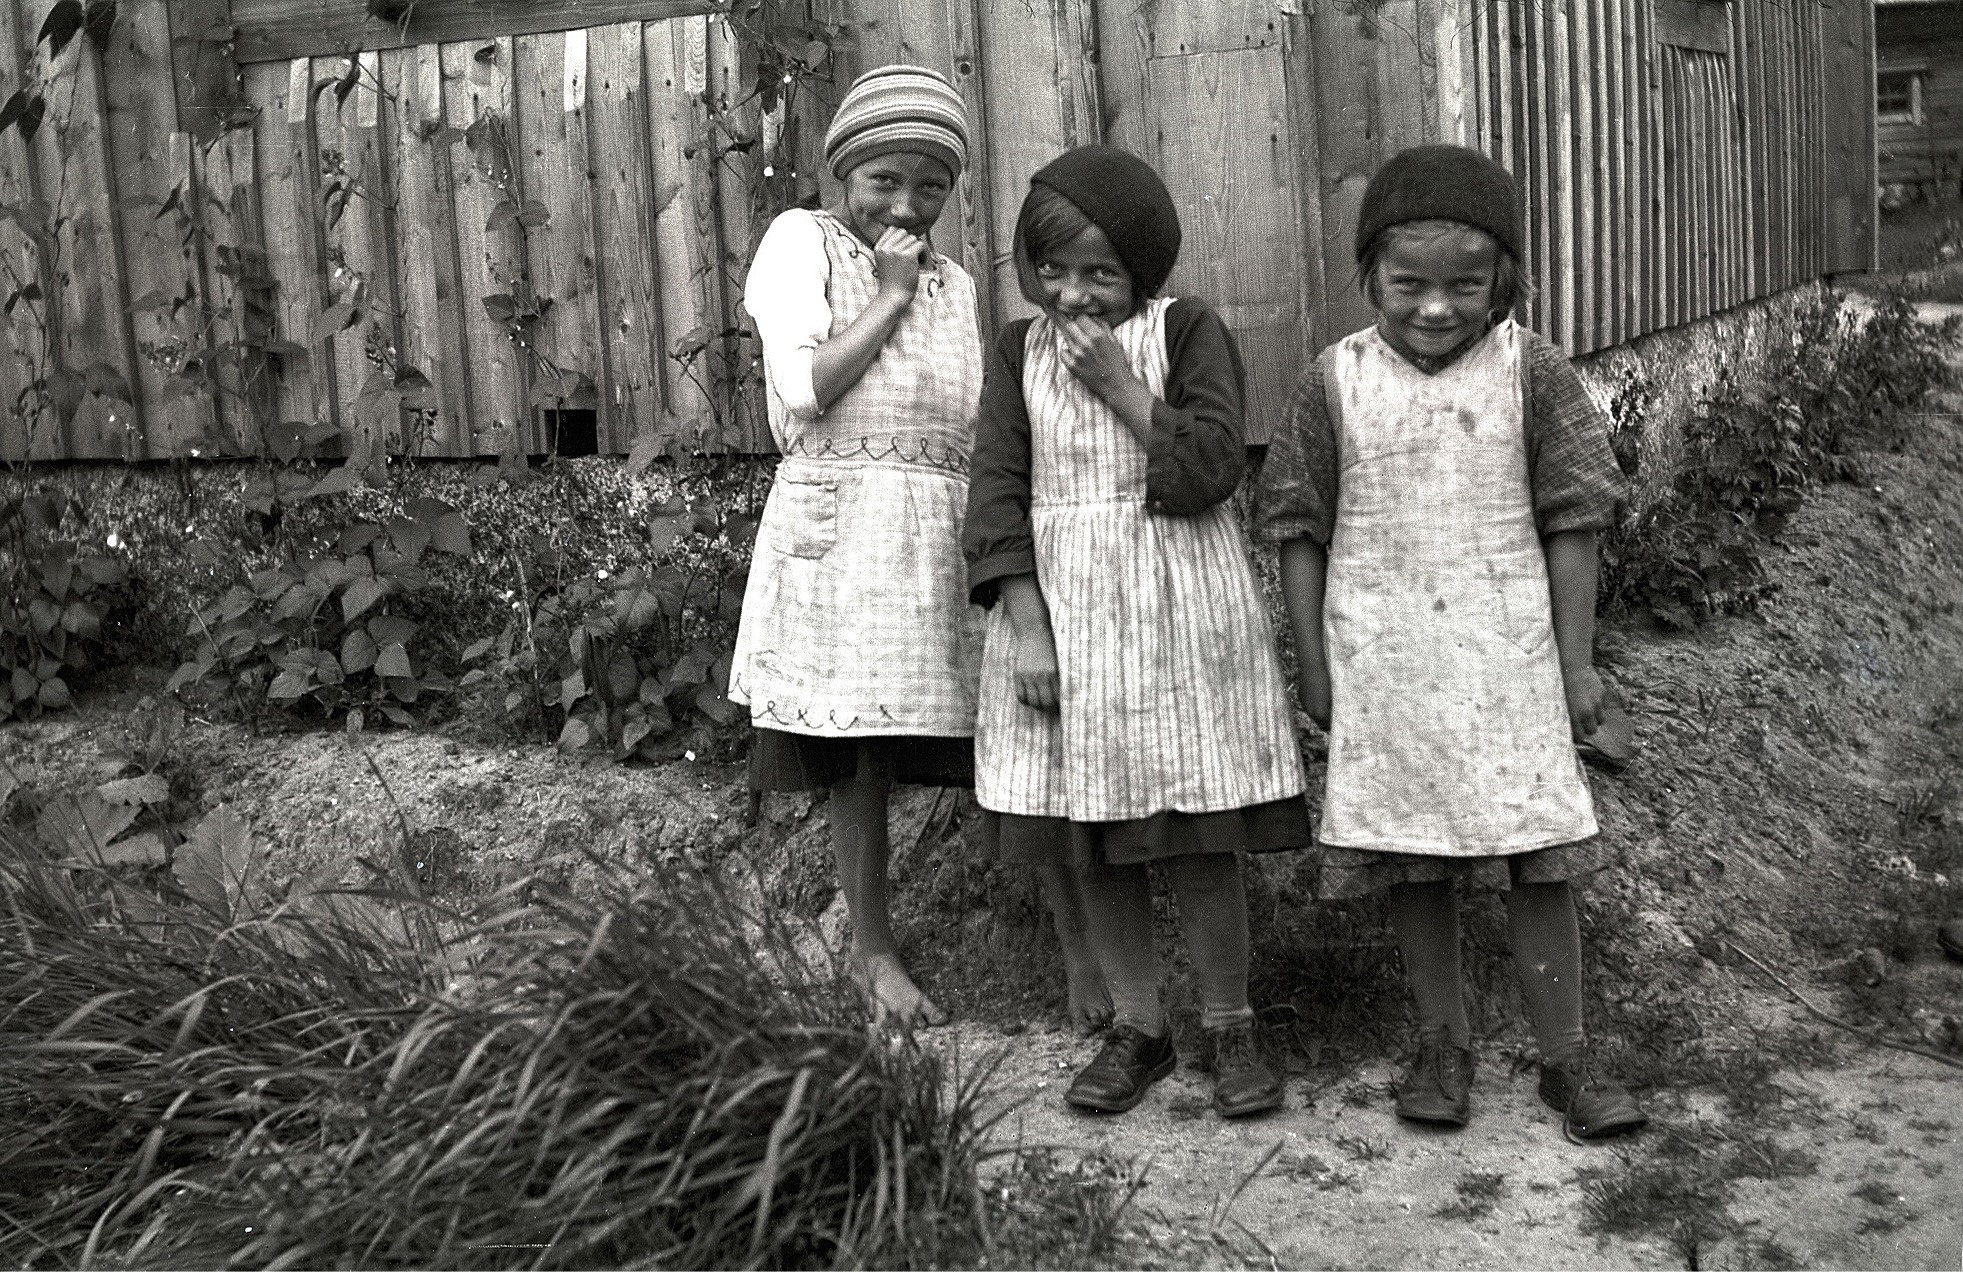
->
[[851, 950, 949, 1028], [1062, 940, 1112, 1035]]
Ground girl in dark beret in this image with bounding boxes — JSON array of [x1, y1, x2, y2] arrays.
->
[[965, 146, 1311, 1119], [1256, 144, 1645, 1142]]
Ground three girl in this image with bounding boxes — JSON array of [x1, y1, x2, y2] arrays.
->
[[732, 67, 1104, 1029], [1257, 145, 1645, 1140], [964, 147, 1310, 1118], [738, 63, 1643, 1140]]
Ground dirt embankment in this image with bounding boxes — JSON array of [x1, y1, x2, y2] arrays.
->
[[9, 308, 1963, 1269]]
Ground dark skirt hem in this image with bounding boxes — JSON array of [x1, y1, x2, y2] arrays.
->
[[747, 727, 975, 791], [980, 795, 1313, 867], [1311, 835, 1614, 899]]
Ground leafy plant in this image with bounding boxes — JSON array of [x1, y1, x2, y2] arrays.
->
[[167, 495, 471, 725], [0, 487, 127, 719], [462, 491, 756, 758]]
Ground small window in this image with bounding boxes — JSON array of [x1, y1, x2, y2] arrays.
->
[[1878, 70, 1923, 126]]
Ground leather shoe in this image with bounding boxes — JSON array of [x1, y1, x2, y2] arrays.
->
[[1938, 917, 1963, 963], [1539, 1056, 1647, 1139], [1395, 1033, 1473, 1127], [1065, 1025, 1175, 1113], [1202, 1023, 1284, 1117]]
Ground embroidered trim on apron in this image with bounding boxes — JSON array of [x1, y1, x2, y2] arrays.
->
[[1319, 320, 1597, 854], [975, 297, 1306, 821], [728, 212, 985, 736]]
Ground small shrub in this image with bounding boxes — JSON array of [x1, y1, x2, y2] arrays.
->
[[459, 492, 755, 759], [166, 495, 471, 725], [0, 486, 128, 718]]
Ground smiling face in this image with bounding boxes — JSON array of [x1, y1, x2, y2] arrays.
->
[[1368, 220, 1501, 364], [1033, 224, 1136, 326], [838, 152, 953, 247]]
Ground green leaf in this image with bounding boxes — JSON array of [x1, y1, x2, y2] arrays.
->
[[556, 716, 591, 752], [268, 668, 312, 701], [341, 576, 387, 622], [559, 670, 586, 712], [366, 614, 416, 646], [95, 774, 170, 806], [387, 515, 431, 561], [272, 581, 325, 622], [615, 587, 661, 633], [306, 464, 360, 499], [373, 642, 412, 678], [36, 791, 140, 862], [38, 1, 84, 61], [341, 627, 377, 674], [461, 636, 494, 662], [36, 676, 71, 710], [173, 806, 261, 921]]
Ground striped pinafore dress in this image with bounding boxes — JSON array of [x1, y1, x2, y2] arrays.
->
[[728, 210, 985, 737], [975, 297, 1305, 833]]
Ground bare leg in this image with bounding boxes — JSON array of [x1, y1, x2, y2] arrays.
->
[[830, 747, 947, 1027], [1036, 858, 1112, 1034]]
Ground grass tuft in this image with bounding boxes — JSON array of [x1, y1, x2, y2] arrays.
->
[[0, 828, 1012, 1270]]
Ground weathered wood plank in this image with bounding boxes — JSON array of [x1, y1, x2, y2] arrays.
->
[[587, 20, 663, 449], [1310, 1, 1379, 341], [645, 16, 715, 436], [1146, 45, 1297, 443], [242, 58, 323, 432], [1280, 10, 1329, 355], [382, 43, 472, 454], [977, 0, 1082, 325], [945, 0, 999, 342], [317, 50, 396, 460], [708, 17, 768, 452], [441, 35, 530, 455], [1141, 0, 1282, 57], [515, 29, 605, 443], [232, 0, 717, 66], [0, 0, 42, 458]]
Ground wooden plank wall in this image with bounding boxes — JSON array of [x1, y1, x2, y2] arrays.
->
[[1469, 0, 1875, 358], [1, 0, 1881, 461]]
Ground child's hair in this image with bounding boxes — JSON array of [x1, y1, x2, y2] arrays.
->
[[1010, 183, 1100, 307], [1356, 219, 1533, 323]]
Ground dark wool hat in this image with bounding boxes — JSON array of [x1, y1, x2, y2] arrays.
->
[[1354, 144, 1523, 262], [1030, 145, 1182, 297]]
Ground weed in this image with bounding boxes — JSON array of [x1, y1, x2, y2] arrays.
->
[[1434, 1171, 1507, 1221], [1745, 1235, 1808, 1270], [978, 1150, 1153, 1270], [1906, 1117, 1953, 1132], [1729, 1134, 1819, 1181], [1856, 1211, 1911, 1236], [0, 487, 129, 719], [1333, 1134, 1391, 1163], [1853, 1179, 1903, 1206], [1269, 1151, 1359, 1192]]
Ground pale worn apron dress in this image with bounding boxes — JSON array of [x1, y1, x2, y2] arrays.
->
[[975, 298, 1306, 860], [1316, 319, 1600, 892], [728, 211, 985, 740]]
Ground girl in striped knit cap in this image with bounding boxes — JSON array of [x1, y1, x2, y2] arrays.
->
[[966, 146, 1311, 1118], [732, 67, 1106, 1030]]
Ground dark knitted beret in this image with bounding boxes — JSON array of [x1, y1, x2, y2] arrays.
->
[[1354, 144, 1523, 262], [1030, 145, 1182, 297]]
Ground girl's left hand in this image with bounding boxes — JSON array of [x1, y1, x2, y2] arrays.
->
[[1561, 663, 1606, 741]]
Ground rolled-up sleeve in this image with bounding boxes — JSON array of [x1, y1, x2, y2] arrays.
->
[[1145, 301, 1248, 514], [1253, 359, 1339, 545], [743, 210, 832, 419], [1524, 334, 1627, 535], [963, 320, 1037, 609]]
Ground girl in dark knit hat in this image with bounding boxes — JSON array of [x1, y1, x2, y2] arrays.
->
[[966, 146, 1311, 1119], [1256, 144, 1646, 1142]]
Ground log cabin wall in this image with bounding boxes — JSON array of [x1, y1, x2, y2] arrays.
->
[[0, 0, 1878, 461]]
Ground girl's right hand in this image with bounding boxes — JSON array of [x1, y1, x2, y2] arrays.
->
[[1298, 659, 1332, 732], [1015, 625, 1063, 712], [872, 225, 926, 301]]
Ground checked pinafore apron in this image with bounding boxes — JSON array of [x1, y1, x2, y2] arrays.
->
[[975, 297, 1305, 821], [728, 210, 985, 736], [1319, 319, 1597, 854]]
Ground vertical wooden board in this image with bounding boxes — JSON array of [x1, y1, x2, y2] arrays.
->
[[945, 0, 1001, 342], [586, 21, 663, 450], [1146, 46, 1298, 442], [1524, 0, 1551, 337], [708, 17, 769, 452], [317, 53, 386, 455], [1140, 0, 1282, 57], [1310, 2, 1381, 340], [514, 30, 605, 438], [1469, 0, 1491, 155], [645, 16, 716, 436], [192, 126, 268, 452], [101, 0, 217, 457], [1601, 0, 1624, 346], [1568, 0, 1596, 352], [1092, 0, 1150, 157], [1587, 0, 1612, 349], [1373, 0, 1430, 153], [1280, 14, 1329, 355], [976, 0, 1072, 325], [1735, 0, 1759, 298], [442, 36, 530, 455], [1548, 0, 1574, 349], [382, 44, 472, 455], [242, 58, 323, 431], [17, 0, 138, 459], [1049, 0, 1103, 152], [0, 0, 38, 457], [1431, 0, 1476, 146]]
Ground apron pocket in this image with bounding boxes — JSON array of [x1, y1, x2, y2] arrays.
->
[[774, 474, 839, 559]]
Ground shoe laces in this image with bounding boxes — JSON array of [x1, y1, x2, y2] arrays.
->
[[1211, 1025, 1260, 1073]]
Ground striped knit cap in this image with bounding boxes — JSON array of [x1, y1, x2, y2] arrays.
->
[[824, 65, 968, 181]]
